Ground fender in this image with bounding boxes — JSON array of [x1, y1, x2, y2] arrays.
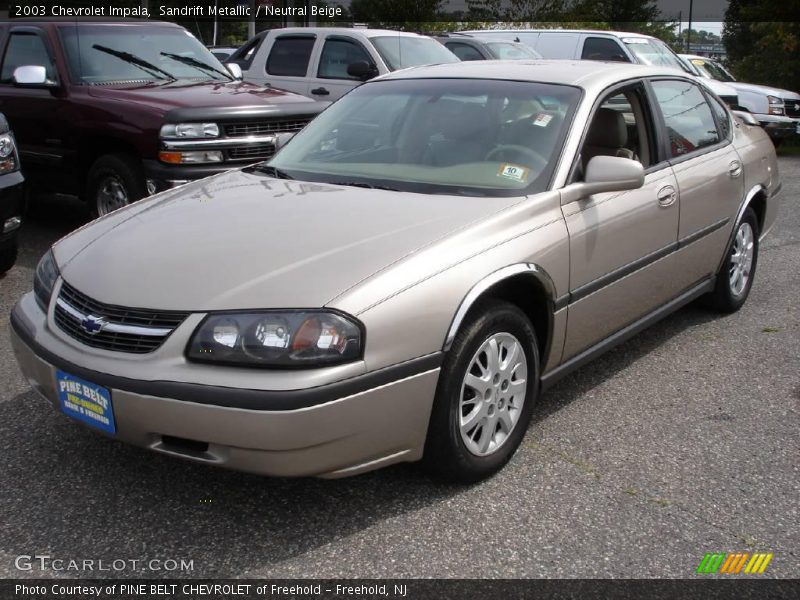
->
[[718, 183, 766, 272], [442, 263, 558, 353]]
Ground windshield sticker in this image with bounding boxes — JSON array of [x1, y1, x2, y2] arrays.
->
[[498, 164, 529, 182], [533, 113, 553, 127]]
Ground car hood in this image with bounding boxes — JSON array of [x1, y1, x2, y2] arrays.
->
[[727, 81, 800, 100], [54, 170, 519, 311], [87, 79, 317, 114], [697, 78, 738, 98]]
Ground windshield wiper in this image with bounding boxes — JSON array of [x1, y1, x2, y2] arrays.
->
[[250, 164, 295, 180], [335, 181, 400, 191], [91, 45, 176, 81], [160, 52, 232, 81]]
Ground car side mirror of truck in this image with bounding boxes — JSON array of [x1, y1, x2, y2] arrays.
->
[[226, 63, 243, 80], [347, 61, 379, 82], [560, 156, 644, 205], [12, 65, 56, 88]]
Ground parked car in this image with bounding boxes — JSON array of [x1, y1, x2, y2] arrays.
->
[[459, 29, 741, 108], [12, 61, 780, 482], [680, 54, 800, 145], [0, 20, 324, 216], [207, 45, 239, 63], [435, 34, 542, 61], [232, 27, 458, 101], [0, 111, 23, 274]]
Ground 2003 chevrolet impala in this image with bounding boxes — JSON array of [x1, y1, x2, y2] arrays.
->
[[11, 61, 780, 482]]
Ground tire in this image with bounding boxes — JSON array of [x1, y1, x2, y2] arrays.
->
[[423, 299, 539, 483], [0, 241, 18, 275], [86, 154, 146, 218], [705, 207, 759, 313]]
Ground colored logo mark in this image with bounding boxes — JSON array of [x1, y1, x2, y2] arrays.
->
[[696, 552, 773, 574]]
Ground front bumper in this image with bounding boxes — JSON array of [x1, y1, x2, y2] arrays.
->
[[754, 114, 798, 139], [0, 170, 24, 245], [142, 160, 235, 193], [10, 294, 441, 478]]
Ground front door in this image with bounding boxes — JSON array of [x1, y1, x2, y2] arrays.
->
[[561, 83, 681, 360]]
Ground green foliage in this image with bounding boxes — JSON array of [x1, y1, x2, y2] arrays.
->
[[723, 0, 800, 90]]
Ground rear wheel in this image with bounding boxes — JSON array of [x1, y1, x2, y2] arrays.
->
[[423, 300, 538, 483], [0, 241, 18, 275], [706, 207, 759, 313], [87, 154, 146, 218]]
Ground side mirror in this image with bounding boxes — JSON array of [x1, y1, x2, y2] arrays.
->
[[226, 62, 243, 80], [732, 110, 759, 126], [561, 156, 644, 205], [346, 61, 378, 82], [274, 131, 295, 150], [12, 65, 55, 87]]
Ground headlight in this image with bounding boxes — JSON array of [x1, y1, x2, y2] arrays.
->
[[158, 150, 224, 164], [0, 133, 19, 174], [159, 123, 220, 139], [767, 95, 782, 105], [33, 249, 59, 313], [186, 311, 363, 368]]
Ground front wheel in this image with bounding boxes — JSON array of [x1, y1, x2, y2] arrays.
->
[[86, 154, 146, 218], [423, 300, 538, 483], [705, 207, 759, 313]]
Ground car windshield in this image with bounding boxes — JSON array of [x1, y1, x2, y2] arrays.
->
[[59, 25, 232, 84], [264, 78, 580, 197], [623, 38, 691, 73], [370, 36, 459, 70], [486, 42, 542, 60], [691, 58, 736, 82]]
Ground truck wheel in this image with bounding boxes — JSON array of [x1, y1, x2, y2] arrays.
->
[[87, 154, 146, 218], [0, 242, 18, 275]]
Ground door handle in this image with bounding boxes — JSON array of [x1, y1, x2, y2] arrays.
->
[[311, 87, 330, 96], [729, 160, 742, 178], [657, 185, 677, 207]]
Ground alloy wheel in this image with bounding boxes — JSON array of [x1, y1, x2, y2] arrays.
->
[[459, 332, 528, 457], [729, 221, 754, 297], [96, 176, 130, 216]]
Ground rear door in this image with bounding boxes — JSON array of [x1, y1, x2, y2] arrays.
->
[[255, 33, 318, 97], [648, 78, 744, 289]]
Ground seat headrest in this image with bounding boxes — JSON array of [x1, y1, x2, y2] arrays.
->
[[436, 102, 488, 141], [585, 107, 627, 148]]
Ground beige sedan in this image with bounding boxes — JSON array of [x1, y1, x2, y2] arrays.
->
[[11, 61, 780, 482]]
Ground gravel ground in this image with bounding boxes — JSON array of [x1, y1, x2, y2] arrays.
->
[[0, 156, 797, 579]]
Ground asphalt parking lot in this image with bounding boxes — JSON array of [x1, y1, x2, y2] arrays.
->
[[0, 156, 798, 580]]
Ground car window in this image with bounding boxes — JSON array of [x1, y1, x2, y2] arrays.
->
[[318, 38, 372, 80], [486, 42, 541, 60], [581, 37, 630, 62], [267, 78, 580, 197], [1, 31, 57, 83], [229, 35, 263, 69], [370, 36, 459, 71], [624, 38, 692, 73], [580, 86, 653, 172], [691, 58, 736, 82], [267, 36, 314, 77], [533, 33, 580, 59], [651, 80, 721, 157], [707, 94, 732, 140], [446, 42, 484, 61]]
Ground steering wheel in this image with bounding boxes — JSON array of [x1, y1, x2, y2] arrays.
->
[[484, 145, 547, 169]]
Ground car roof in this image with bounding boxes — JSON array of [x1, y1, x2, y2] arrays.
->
[[378, 59, 686, 89], [264, 27, 429, 39], [460, 29, 655, 40], [680, 54, 713, 61]]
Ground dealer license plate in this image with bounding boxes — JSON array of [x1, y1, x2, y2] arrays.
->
[[55, 370, 116, 435]]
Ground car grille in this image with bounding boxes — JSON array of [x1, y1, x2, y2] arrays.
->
[[783, 98, 800, 118], [54, 281, 189, 354], [227, 143, 276, 161], [223, 118, 312, 137]]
